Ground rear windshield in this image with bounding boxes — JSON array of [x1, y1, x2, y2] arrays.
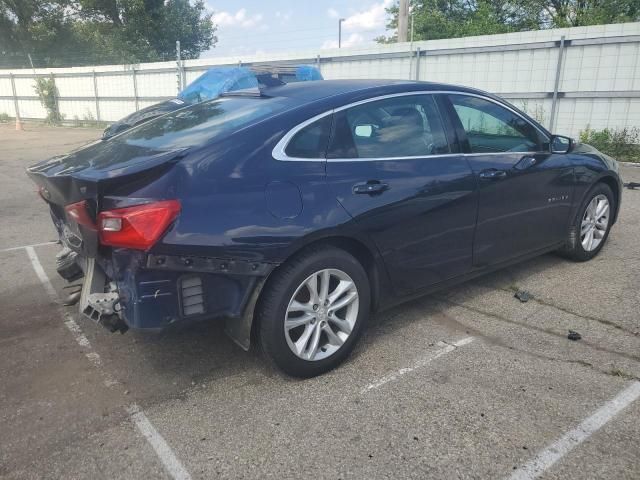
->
[[111, 96, 293, 150]]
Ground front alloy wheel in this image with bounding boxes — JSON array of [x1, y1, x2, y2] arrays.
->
[[560, 182, 615, 261], [580, 194, 610, 252], [285, 269, 359, 361]]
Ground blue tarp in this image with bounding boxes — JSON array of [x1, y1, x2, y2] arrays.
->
[[178, 67, 258, 103], [178, 65, 323, 103], [295, 65, 323, 81]]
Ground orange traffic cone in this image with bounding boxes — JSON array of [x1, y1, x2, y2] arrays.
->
[[15, 118, 23, 131]]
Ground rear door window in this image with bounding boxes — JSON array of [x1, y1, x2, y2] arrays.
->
[[448, 94, 546, 153], [328, 94, 450, 159]]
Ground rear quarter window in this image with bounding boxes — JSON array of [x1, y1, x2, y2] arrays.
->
[[284, 115, 332, 158]]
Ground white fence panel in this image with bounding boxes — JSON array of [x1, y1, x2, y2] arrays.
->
[[55, 75, 94, 98], [0, 22, 638, 139]]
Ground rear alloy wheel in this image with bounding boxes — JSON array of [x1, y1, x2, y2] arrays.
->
[[561, 183, 615, 261], [285, 268, 359, 361], [258, 247, 370, 377]]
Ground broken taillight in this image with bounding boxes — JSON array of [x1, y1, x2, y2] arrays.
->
[[65, 200, 96, 229], [97, 200, 181, 250]]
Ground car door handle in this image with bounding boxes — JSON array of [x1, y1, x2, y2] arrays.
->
[[479, 169, 507, 180], [353, 181, 389, 195]]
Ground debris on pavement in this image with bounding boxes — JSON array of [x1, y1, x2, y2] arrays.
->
[[514, 290, 532, 303], [568, 330, 582, 341], [623, 182, 640, 190]]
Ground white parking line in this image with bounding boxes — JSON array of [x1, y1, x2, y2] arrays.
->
[[25, 245, 192, 480], [1, 241, 57, 252], [25, 246, 58, 300], [128, 404, 193, 480], [508, 381, 640, 480], [361, 336, 474, 393], [26, 246, 109, 375]]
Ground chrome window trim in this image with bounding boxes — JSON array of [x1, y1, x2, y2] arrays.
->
[[271, 90, 550, 162], [327, 151, 540, 163]]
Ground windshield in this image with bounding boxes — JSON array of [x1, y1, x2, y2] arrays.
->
[[111, 96, 293, 150]]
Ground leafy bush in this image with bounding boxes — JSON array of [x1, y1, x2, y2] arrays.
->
[[72, 111, 108, 129], [34, 75, 63, 125], [0, 112, 11, 123], [579, 126, 640, 163]]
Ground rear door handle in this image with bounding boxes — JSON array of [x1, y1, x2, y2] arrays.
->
[[353, 181, 389, 195], [479, 169, 507, 180]]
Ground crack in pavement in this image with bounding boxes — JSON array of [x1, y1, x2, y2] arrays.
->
[[434, 297, 640, 381], [498, 286, 640, 336]]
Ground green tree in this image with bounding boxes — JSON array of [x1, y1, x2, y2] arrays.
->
[[0, 1, 79, 66], [378, 0, 639, 43], [0, 0, 217, 67], [529, 0, 639, 27], [73, 0, 216, 62]]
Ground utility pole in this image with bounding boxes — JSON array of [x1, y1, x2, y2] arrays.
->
[[397, 0, 409, 42], [338, 18, 345, 48]]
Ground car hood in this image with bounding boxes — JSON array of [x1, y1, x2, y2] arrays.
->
[[572, 141, 621, 175]]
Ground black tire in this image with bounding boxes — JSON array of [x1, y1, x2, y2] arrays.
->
[[257, 246, 370, 378], [561, 182, 615, 261]]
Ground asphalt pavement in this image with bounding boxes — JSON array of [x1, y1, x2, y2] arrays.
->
[[1, 123, 639, 479]]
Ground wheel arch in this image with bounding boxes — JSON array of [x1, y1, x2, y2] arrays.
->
[[597, 174, 620, 224], [268, 234, 383, 310], [245, 234, 386, 349]]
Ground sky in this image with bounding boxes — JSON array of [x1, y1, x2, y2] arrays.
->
[[203, 0, 394, 58]]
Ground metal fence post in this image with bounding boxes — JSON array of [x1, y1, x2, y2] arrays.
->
[[9, 73, 21, 122], [132, 68, 139, 111], [176, 40, 182, 93], [415, 47, 421, 81], [92, 70, 101, 122], [549, 35, 566, 133]]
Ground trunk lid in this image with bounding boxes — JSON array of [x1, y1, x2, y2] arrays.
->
[[27, 140, 187, 257]]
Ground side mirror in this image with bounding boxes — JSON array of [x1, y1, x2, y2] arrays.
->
[[354, 124, 375, 138], [550, 135, 573, 154]]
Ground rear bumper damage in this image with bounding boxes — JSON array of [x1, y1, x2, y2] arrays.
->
[[76, 250, 276, 349], [79, 258, 128, 333]]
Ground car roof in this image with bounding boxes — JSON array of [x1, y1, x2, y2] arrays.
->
[[263, 79, 478, 102], [260, 79, 549, 136]]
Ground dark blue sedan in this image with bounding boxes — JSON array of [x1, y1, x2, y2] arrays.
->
[[28, 80, 622, 377]]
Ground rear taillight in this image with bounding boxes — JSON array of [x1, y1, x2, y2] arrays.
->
[[65, 200, 96, 229], [97, 200, 181, 250]]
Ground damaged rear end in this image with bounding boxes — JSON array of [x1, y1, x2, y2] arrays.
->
[[27, 95, 298, 348], [27, 139, 188, 334]]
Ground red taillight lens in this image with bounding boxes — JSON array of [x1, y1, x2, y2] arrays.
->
[[65, 200, 96, 229], [97, 200, 181, 250]]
